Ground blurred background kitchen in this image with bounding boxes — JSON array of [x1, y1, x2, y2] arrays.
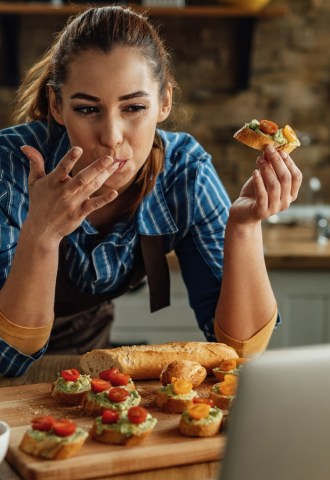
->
[[0, 0, 329, 349]]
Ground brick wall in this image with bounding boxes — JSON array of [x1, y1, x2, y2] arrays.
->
[[1, 0, 330, 203]]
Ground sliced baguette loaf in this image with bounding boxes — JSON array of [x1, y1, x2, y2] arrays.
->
[[80, 341, 238, 380]]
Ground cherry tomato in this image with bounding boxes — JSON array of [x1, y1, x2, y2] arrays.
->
[[61, 368, 80, 382], [101, 409, 120, 424], [108, 372, 130, 386], [31, 415, 55, 431], [108, 387, 130, 403], [259, 120, 278, 135], [99, 368, 120, 381], [52, 418, 77, 437], [193, 397, 215, 407], [91, 378, 111, 393], [127, 406, 148, 424]]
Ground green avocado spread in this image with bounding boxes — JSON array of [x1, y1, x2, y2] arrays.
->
[[158, 384, 197, 400], [95, 411, 157, 437], [248, 119, 287, 145], [28, 426, 88, 444], [86, 389, 141, 411], [181, 406, 223, 426], [54, 374, 91, 393]]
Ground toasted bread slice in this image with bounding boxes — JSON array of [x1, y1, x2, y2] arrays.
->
[[19, 427, 88, 460]]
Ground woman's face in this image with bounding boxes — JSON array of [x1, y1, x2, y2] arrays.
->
[[49, 46, 172, 195]]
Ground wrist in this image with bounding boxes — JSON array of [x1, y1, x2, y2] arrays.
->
[[20, 220, 61, 254]]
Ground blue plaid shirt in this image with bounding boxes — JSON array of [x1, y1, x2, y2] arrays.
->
[[0, 121, 231, 376]]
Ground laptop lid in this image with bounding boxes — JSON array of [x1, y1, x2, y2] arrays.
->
[[219, 344, 330, 480]]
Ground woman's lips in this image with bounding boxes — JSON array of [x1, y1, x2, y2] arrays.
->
[[113, 159, 127, 170]]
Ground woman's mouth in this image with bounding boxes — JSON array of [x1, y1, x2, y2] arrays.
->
[[113, 159, 127, 170]]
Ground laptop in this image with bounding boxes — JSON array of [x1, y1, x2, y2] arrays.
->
[[219, 344, 330, 480]]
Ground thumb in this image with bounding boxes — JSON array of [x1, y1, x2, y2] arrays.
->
[[21, 145, 46, 182]]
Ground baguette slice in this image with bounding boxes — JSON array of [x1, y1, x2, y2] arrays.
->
[[19, 427, 88, 460], [179, 406, 223, 437], [89, 425, 152, 445], [80, 341, 239, 380], [234, 120, 300, 153]]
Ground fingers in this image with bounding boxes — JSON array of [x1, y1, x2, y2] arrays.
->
[[256, 145, 302, 212], [53, 147, 83, 182], [81, 190, 119, 217], [71, 155, 120, 197], [21, 145, 46, 182]]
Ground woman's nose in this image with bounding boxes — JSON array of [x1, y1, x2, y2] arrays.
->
[[99, 117, 123, 150]]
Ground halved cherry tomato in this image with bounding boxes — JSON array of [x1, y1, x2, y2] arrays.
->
[[223, 374, 238, 385], [193, 397, 215, 407], [259, 120, 279, 135], [61, 368, 80, 382], [91, 378, 111, 393], [108, 387, 130, 403], [31, 415, 55, 431], [283, 124, 298, 143], [101, 370, 130, 386], [219, 359, 237, 372], [102, 409, 120, 424], [99, 367, 120, 381], [219, 382, 237, 396], [127, 406, 148, 424], [172, 378, 193, 395], [187, 403, 210, 420], [52, 418, 77, 437]]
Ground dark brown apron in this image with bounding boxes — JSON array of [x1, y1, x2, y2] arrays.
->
[[47, 235, 170, 354]]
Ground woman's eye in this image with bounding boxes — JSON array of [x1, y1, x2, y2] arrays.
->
[[124, 104, 147, 114], [74, 105, 99, 115]]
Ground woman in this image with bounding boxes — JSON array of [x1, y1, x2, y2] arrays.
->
[[0, 6, 302, 376]]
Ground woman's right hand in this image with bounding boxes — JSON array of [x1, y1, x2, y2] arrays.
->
[[21, 145, 119, 243]]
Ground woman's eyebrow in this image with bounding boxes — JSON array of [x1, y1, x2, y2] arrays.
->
[[70, 91, 151, 102]]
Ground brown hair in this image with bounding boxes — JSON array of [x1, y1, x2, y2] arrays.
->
[[13, 5, 178, 213]]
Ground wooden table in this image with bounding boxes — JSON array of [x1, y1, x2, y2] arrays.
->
[[0, 355, 219, 480]]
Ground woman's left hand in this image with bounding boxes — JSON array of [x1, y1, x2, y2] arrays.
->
[[229, 144, 303, 225]]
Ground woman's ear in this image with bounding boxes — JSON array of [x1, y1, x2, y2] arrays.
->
[[157, 83, 173, 123], [48, 86, 65, 126]]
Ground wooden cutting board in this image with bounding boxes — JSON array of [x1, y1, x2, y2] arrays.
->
[[0, 380, 226, 480]]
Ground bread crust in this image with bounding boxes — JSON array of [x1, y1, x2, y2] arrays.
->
[[19, 430, 87, 460], [179, 414, 222, 437], [209, 391, 233, 410], [51, 385, 88, 405], [80, 342, 239, 380], [160, 360, 207, 387], [89, 423, 152, 445], [155, 390, 194, 413], [234, 125, 299, 153]]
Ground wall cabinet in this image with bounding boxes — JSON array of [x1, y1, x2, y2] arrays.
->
[[268, 271, 330, 349], [112, 268, 330, 349]]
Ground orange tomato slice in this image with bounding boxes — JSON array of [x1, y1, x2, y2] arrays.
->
[[223, 374, 238, 385], [219, 359, 237, 371], [219, 382, 237, 396], [187, 403, 210, 420], [283, 125, 298, 143], [172, 378, 193, 395]]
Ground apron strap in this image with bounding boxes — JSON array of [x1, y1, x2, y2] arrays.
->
[[140, 235, 170, 312]]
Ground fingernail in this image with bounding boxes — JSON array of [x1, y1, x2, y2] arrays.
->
[[267, 145, 276, 154], [280, 150, 288, 159], [20, 145, 28, 154], [72, 146, 82, 159]]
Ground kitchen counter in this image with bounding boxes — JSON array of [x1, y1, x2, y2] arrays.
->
[[263, 224, 330, 269], [0, 355, 220, 480]]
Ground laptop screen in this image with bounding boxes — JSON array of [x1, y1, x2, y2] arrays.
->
[[219, 344, 330, 480]]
